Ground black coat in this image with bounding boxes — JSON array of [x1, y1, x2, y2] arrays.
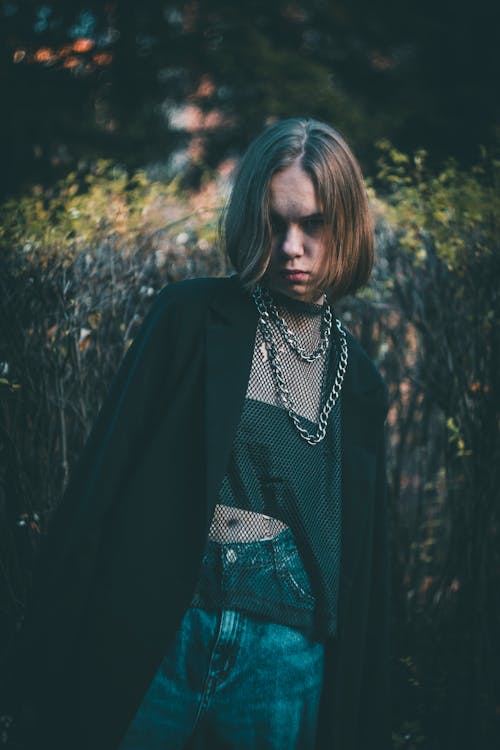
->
[[8, 275, 391, 750]]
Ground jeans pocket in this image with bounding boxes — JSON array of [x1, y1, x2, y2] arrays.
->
[[278, 551, 316, 607]]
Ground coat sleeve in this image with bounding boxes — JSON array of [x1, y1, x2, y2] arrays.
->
[[358, 385, 392, 749], [31, 285, 178, 588]]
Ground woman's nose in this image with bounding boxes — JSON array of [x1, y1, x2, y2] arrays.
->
[[281, 225, 303, 257]]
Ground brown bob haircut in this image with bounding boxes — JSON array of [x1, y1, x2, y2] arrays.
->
[[222, 117, 374, 302]]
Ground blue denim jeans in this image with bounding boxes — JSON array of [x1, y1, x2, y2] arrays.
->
[[119, 531, 325, 749]]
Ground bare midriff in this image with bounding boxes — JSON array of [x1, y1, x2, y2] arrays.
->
[[207, 503, 289, 543]]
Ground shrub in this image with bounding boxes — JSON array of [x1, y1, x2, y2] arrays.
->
[[1, 153, 499, 749]]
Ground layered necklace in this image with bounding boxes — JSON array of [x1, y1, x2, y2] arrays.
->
[[252, 284, 349, 445]]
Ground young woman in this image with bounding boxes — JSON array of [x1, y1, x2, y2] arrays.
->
[[8, 118, 390, 749]]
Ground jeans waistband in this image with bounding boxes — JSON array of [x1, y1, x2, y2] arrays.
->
[[202, 526, 299, 570], [191, 526, 319, 635]]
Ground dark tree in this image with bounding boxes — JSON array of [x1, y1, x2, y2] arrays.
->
[[1, 0, 498, 195]]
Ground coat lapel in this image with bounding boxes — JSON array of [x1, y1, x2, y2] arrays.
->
[[204, 278, 257, 526], [337, 339, 385, 632]]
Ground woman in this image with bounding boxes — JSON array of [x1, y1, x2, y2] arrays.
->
[[8, 118, 390, 749]]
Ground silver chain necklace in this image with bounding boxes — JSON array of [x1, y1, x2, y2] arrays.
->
[[254, 285, 332, 362], [252, 284, 349, 445]]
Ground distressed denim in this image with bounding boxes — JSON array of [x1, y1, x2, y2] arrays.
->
[[119, 530, 325, 749]]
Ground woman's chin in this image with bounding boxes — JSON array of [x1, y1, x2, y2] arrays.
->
[[263, 277, 323, 304]]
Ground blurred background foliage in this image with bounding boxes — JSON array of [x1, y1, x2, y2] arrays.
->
[[1, 0, 499, 198], [1, 1, 499, 749]]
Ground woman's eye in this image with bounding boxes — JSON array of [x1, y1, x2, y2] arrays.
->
[[303, 217, 324, 234], [270, 216, 285, 234]]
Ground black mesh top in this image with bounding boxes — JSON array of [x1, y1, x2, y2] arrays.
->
[[193, 290, 343, 637]]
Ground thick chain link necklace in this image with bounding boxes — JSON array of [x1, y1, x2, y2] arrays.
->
[[252, 284, 349, 445]]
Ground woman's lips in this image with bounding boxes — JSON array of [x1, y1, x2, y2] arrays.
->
[[280, 270, 309, 282]]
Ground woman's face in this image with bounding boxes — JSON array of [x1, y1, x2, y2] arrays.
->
[[263, 162, 329, 304]]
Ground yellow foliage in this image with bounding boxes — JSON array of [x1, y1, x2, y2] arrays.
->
[[0, 160, 223, 258], [376, 143, 499, 273]]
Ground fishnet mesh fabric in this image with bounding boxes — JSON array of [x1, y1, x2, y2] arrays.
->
[[191, 294, 343, 636], [209, 297, 330, 543], [246, 298, 330, 422]]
